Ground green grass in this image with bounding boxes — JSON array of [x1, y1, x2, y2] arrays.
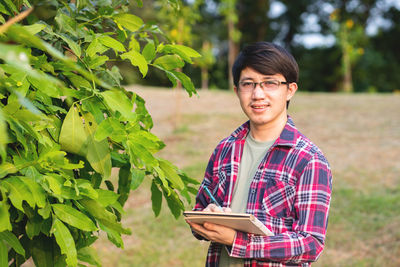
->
[[92, 89, 400, 267]]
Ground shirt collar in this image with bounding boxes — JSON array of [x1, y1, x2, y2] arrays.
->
[[231, 116, 299, 148]]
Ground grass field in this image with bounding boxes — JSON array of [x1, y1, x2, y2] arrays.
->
[[93, 87, 400, 267]]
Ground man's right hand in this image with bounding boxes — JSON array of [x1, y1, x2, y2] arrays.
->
[[203, 204, 232, 213]]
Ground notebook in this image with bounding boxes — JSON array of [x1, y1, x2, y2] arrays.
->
[[184, 211, 273, 236]]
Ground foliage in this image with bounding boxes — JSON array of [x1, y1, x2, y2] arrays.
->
[[0, 0, 200, 266]]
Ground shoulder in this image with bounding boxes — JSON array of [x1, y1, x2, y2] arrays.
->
[[292, 130, 331, 176]]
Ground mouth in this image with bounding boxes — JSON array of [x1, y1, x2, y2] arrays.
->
[[250, 103, 270, 110]]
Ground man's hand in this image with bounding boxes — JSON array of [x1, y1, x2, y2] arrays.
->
[[186, 204, 236, 246]]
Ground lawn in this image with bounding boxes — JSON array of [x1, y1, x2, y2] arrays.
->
[[93, 87, 400, 267]]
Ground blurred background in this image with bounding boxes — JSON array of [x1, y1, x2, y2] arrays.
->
[[118, 0, 400, 94], [91, 1, 400, 266]]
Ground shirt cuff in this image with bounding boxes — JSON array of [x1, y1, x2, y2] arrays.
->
[[228, 231, 249, 258]]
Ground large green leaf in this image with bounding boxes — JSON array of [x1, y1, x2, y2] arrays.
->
[[52, 219, 77, 267], [83, 113, 111, 179], [101, 90, 135, 120], [1, 177, 35, 211], [170, 70, 197, 96], [158, 159, 184, 190], [153, 55, 184, 70], [86, 38, 108, 57], [79, 199, 130, 235], [95, 189, 119, 207], [58, 34, 82, 58], [142, 42, 156, 62], [98, 36, 125, 53], [151, 180, 162, 217], [19, 177, 47, 208], [130, 168, 145, 190], [23, 23, 47, 35], [0, 231, 25, 257], [0, 203, 11, 232], [59, 105, 88, 156], [113, 13, 144, 32], [160, 44, 201, 63], [52, 204, 98, 232], [120, 50, 148, 77]]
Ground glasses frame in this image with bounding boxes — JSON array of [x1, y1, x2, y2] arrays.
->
[[238, 80, 290, 92]]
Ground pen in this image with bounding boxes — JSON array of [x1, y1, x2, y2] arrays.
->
[[203, 185, 224, 211]]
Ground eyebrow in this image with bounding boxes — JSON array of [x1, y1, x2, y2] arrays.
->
[[240, 76, 276, 81]]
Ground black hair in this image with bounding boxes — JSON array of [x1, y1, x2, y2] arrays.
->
[[232, 42, 299, 108], [232, 42, 299, 86]]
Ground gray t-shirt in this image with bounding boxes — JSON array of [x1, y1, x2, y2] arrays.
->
[[219, 133, 275, 266]]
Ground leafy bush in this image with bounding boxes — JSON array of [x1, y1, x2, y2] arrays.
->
[[0, 0, 200, 266]]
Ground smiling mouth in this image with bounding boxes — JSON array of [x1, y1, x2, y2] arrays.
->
[[251, 103, 270, 109]]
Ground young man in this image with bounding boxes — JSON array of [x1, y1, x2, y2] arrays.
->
[[186, 42, 332, 266]]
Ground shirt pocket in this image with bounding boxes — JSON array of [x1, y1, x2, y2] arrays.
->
[[261, 178, 295, 219], [210, 170, 228, 203]]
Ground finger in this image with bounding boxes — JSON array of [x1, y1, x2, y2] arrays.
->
[[222, 207, 232, 213], [204, 203, 216, 212]]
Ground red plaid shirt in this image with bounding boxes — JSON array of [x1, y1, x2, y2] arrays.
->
[[193, 116, 332, 266]]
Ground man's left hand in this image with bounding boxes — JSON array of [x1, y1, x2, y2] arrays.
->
[[186, 220, 236, 246]]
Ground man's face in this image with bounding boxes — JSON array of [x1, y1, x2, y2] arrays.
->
[[234, 67, 297, 130]]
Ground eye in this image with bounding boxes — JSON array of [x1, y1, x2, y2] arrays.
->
[[263, 80, 279, 86], [240, 82, 254, 88]]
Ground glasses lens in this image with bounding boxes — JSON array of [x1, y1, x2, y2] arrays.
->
[[261, 80, 279, 90], [239, 82, 254, 91]]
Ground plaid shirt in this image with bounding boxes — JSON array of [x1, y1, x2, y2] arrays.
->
[[193, 116, 332, 267]]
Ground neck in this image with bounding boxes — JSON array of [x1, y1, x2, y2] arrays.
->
[[249, 116, 287, 142]]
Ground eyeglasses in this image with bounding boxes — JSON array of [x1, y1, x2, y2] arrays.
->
[[238, 80, 289, 92]]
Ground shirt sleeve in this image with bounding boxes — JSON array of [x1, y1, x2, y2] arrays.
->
[[227, 152, 332, 264], [190, 148, 218, 240]]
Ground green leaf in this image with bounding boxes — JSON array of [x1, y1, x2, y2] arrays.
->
[[163, 189, 184, 219], [65, 73, 92, 89], [88, 55, 109, 69], [158, 159, 184, 190], [59, 105, 88, 156], [153, 55, 184, 70], [126, 140, 158, 168], [95, 189, 119, 207], [52, 219, 77, 267], [31, 235, 54, 267], [58, 35, 82, 58], [130, 168, 145, 190], [2, 0, 18, 14], [0, 230, 25, 257], [83, 113, 112, 179], [0, 163, 17, 179], [151, 180, 162, 217], [117, 166, 131, 206], [23, 23, 47, 35], [77, 247, 101, 267], [120, 50, 148, 77], [1, 177, 35, 211], [79, 199, 130, 235], [0, 110, 8, 161], [86, 38, 108, 57], [19, 177, 47, 208], [0, 203, 11, 232], [142, 42, 156, 62], [0, 240, 7, 267], [101, 90, 134, 120], [52, 204, 97, 232], [160, 44, 201, 63], [98, 36, 126, 53], [113, 13, 144, 32], [170, 70, 196, 96]]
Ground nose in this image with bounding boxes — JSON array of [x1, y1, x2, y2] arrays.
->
[[252, 83, 265, 99]]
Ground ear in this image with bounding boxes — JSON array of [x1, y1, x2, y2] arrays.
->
[[286, 82, 298, 101], [233, 86, 239, 96]]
